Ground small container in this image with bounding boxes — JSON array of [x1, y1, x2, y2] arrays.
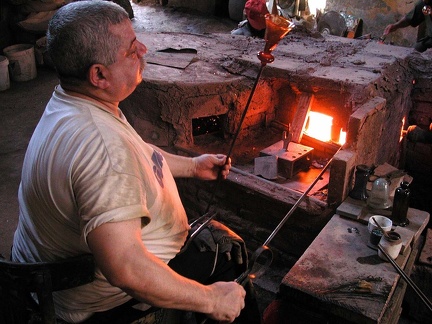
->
[[368, 215, 392, 233], [369, 228, 383, 246], [378, 231, 402, 261]]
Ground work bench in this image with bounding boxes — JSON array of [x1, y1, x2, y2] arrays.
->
[[279, 207, 429, 323]]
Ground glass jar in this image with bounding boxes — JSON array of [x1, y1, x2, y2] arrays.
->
[[367, 178, 391, 209]]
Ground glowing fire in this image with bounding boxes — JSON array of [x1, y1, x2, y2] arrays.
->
[[304, 111, 346, 145], [400, 117, 406, 142], [305, 111, 332, 142], [339, 129, 347, 145]]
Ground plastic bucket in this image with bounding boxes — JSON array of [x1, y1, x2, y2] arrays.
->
[[3, 44, 37, 82], [0, 55, 10, 91]]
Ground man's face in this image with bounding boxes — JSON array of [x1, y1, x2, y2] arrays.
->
[[105, 20, 147, 102]]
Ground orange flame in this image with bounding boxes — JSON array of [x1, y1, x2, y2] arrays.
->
[[305, 111, 333, 142]]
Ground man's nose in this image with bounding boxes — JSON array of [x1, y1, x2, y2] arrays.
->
[[137, 42, 147, 57]]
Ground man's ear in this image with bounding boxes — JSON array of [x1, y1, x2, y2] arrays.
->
[[88, 64, 110, 89]]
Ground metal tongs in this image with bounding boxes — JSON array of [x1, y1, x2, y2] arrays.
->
[[178, 211, 218, 255], [235, 245, 273, 286]]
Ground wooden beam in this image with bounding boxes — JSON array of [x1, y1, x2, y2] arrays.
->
[[291, 93, 314, 143]]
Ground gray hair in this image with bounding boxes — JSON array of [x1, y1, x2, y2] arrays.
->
[[47, 0, 129, 83]]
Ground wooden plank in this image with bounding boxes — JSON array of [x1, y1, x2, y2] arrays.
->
[[419, 228, 432, 266], [291, 93, 314, 143]]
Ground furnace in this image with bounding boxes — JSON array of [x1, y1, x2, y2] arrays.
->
[[123, 28, 417, 215]]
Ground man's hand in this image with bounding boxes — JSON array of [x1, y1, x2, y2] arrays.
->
[[383, 17, 410, 36], [383, 23, 396, 36], [206, 281, 246, 322], [193, 154, 231, 180]]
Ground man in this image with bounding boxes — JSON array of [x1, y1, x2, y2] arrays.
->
[[383, 0, 432, 52], [231, 0, 269, 38], [11, 1, 255, 323]]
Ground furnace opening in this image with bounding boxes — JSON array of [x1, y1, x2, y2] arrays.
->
[[192, 114, 226, 137]]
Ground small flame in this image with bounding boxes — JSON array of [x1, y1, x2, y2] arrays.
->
[[400, 117, 406, 142], [339, 129, 347, 145], [305, 111, 332, 142]]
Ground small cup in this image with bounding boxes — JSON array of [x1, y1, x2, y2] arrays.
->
[[369, 228, 383, 246], [378, 231, 402, 261], [368, 215, 392, 233]]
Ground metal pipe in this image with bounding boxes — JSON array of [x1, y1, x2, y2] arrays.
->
[[263, 144, 343, 247], [377, 244, 432, 313], [233, 144, 344, 286], [205, 64, 266, 213]]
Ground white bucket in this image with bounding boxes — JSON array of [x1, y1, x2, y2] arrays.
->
[[0, 55, 10, 91], [3, 44, 37, 82]]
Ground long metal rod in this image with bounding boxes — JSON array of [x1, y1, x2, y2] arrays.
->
[[263, 145, 343, 247], [231, 145, 344, 289], [199, 65, 267, 324], [205, 63, 266, 213], [377, 244, 432, 312]]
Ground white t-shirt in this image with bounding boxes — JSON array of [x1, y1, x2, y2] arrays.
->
[[12, 86, 190, 322]]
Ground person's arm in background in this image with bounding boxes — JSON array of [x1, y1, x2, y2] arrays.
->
[[383, 1, 426, 36], [383, 15, 412, 36]]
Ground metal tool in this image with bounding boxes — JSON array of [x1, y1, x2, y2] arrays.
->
[[204, 64, 266, 214], [204, 13, 294, 214], [377, 244, 432, 313], [178, 211, 218, 255], [195, 61, 267, 257], [198, 13, 296, 323], [235, 144, 345, 284], [235, 245, 273, 286], [282, 125, 292, 151], [263, 144, 344, 247]]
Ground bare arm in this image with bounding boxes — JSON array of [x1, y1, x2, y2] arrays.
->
[[383, 16, 411, 36], [87, 218, 245, 321], [149, 145, 231, 180]]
